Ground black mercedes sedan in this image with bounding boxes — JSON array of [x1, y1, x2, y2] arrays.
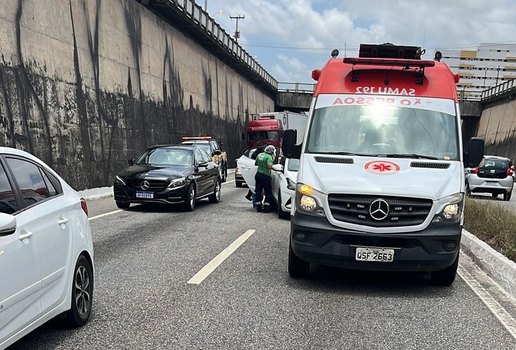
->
[[114, 145, 221, 211]]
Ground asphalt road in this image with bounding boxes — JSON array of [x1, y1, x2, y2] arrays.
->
[[9, 180, 516, 349]]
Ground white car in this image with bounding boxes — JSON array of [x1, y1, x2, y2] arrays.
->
[[272, 158, 299, 219], [465, 155, 514, 201], [0, 147, 94, 348]]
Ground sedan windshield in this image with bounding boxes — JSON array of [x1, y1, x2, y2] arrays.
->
[[306, 96, 459, 161], [137, 148, 193, 166]]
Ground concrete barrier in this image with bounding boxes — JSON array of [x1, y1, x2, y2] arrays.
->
[[461, 229, 516, 299]]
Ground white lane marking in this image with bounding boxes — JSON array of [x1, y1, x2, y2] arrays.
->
[[188, 229, 256, 285], [88, 210, 123, 221], [222, 180, 235, 185], [458, 265, 516, 340]]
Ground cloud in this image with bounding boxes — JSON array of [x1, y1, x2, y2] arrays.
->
[[206, 0, 516, 82]]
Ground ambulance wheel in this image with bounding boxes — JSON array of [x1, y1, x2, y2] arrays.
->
[[465, 183, 471, 196], [431, 254, 459, 286], [288, 240, 310, 278]]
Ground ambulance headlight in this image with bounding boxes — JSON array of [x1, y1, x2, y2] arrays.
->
[[442, 203, 460, 219], [432, 193, 463, 223], [296, 184, 325, 216], [300, 195, 317, 211]]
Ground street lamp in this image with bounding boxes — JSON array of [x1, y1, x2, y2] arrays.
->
[[230, 15, 245, 42]]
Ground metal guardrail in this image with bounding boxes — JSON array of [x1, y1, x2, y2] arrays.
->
[[169, 0, 277, 89], [277, 82, 315, 94], [481, 79, 516, 102]]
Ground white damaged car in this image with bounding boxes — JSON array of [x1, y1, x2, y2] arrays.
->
[[272, 158, 299, 219]]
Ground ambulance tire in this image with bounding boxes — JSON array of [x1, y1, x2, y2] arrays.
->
[[430, 254, 459, 286], [465, 183, 471, 197], [288, 239, 310, 278]]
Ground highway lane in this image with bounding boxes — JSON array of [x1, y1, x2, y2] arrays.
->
[[9, 181, 516, 349]]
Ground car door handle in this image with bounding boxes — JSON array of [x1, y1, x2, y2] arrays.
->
[[19, 231, 33, 241], [57, 218, 69, 225]]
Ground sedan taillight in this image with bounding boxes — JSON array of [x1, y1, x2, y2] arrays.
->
[[80, 198, 89, 216], [471, 167, 479, 174], [507, 167, 514, 177]]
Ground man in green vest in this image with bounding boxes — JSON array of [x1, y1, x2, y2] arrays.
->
[[254, 145, 275, 212]]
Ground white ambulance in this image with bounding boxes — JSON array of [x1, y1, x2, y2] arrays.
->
[[282, 44, 484, 286]]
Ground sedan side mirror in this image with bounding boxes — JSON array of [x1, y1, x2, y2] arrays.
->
[[197, 162, 209, 169], [0, 213, 17, 236], [128, 159, 135, 166], [272, 164, 284, 172]]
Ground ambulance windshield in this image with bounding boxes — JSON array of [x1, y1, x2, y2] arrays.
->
[[306, 95, 459, 161]]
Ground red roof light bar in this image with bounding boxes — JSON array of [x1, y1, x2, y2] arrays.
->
[[343, 57, 435, 68]]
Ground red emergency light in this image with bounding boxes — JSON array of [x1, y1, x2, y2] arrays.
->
[[312, 69, 321, 81], [343, 57, 435, 68]]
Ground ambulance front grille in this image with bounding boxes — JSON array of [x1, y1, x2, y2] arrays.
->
[[328, 194, 433, 227]]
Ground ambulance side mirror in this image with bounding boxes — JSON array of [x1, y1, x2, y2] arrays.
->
[[466, 137, 484, 168], [282, 129, 301, 159]]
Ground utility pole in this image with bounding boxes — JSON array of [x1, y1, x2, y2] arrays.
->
[[230, 15, 245, 42], [204, 0, 207, 11]]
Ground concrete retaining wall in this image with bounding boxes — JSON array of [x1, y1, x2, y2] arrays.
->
[[0, 0, 274, 190], [476, 98, 516, 161]]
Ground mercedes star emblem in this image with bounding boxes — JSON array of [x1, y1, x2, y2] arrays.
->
[[141, 180, 150, 190], [369, 199, 390, 221]]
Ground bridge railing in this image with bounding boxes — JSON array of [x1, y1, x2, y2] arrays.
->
[[481, 79, 516, 102], [170, 0, 278, 89], [277, 82, 315, 93]]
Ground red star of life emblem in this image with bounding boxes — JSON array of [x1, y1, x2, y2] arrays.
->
[[373, 163, 392, 172], [365, 160, 400, 175]]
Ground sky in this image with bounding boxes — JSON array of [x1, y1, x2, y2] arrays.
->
[[197, 0, 516, 84]]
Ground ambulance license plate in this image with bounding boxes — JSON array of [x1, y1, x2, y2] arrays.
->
[[136, 192, 154, 199], [355, 247, 394, 262]]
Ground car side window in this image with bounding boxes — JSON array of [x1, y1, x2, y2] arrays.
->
[[0, 163, 18, 214], [194, 149, 203, 165], [41, 171, 57, 196], [6, 158, 56, 207], [200, 149, 211, 163]]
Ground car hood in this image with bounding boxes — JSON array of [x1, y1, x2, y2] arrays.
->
[[299, 154, 463, 200], [118, 164, 192, 180]]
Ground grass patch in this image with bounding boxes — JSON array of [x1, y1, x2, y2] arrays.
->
[[463, 197, 516, 262]]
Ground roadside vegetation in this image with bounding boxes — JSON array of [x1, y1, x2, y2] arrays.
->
[[464, 197, 516, 262]]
